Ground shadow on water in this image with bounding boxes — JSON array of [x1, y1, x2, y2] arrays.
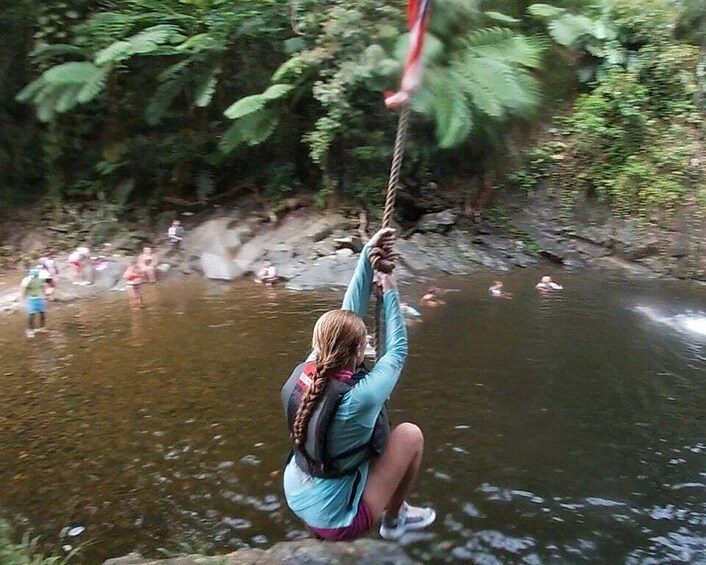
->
[[1, 271, 704, 563]]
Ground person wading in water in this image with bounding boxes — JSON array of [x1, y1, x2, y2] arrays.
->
[[281, 227, 435, 541]]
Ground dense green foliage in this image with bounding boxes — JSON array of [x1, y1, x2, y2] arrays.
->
[[510, 0, 706, 219], [1, 0, 703, 220]]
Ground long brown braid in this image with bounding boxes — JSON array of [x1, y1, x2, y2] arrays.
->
[[292, 310, 367, 447]]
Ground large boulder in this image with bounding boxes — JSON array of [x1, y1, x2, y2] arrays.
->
[[416, 209, 457, 234], [102, 539, 416, 565], [200, 252, 241, 281], [286, 254, 359, 291]]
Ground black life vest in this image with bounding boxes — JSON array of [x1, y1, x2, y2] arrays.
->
[[281, 361, 390, 478]]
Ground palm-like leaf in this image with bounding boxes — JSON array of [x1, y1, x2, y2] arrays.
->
[[220, 108, 280, 154]]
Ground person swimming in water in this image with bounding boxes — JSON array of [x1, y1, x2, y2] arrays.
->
[[535, 275, 563, 291], [488, 281, 512, 299], [419, 286, 445, 307], [255, 259, 279, 285], [281, 227, 435, 542]]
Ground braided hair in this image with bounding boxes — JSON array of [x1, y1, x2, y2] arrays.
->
[[292, 309, 367, 447]]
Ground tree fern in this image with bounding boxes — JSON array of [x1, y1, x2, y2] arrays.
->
[[425, 70, 473, 148]]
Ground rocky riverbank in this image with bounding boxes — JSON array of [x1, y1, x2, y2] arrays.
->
[[3, 187, 704, 316], [0, 205, 540, 315]]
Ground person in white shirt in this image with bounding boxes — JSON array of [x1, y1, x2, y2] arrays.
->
[[535, 275, 563, 291], [68, 247, 90, 285]]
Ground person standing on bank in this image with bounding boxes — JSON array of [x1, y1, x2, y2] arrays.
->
[[281, 227, 435, 541], [21, 267, 49, 338]]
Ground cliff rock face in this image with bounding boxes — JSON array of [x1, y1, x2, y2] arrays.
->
[[500, 188, 706, 280], [103, 539, 416, 565]]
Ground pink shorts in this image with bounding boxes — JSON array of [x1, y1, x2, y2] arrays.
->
[[308, 499, 373, 541]]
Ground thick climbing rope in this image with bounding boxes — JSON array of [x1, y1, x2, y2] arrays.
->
[[370, 104, 411, 357], [369, 0, 431, 357]]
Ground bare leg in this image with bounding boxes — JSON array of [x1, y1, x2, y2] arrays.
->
[[362, 422, 424, 521]]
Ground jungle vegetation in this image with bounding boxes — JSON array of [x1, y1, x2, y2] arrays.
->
[[0, 0, 703, 221]]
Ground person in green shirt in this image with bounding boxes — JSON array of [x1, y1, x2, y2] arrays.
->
[[20, 268, 49, 338]]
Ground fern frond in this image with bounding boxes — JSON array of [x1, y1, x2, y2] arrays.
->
[[77, 66, 111, 104], [44, 62, 104, 85], [425, 71, 473, 148], [31, 43, 87, 63], [219, 108, 280, 154], [176, 33, 222, 53], [145, 78, 184, 125], [158, 58, 191, 82], [527, 3, 566, 20], [194, 66, 220, 108], [484, 11, 520, 25], [95, 41, 132, 65], [548, 14, 596, 46], [55, 85, 83, 113]]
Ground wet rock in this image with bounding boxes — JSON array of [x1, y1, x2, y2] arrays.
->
[[416, 209, 457, 234], [19, 232, 50, 254], [612, 221, 660, 261], [668, 230, 690, 258], [90, 221, 122, 244], [572, 225, 612, 246], [333, 236, 363, 254], [286, 255, 358, 291], [201, 252, 239, 281], [103, 539, 416, 565]]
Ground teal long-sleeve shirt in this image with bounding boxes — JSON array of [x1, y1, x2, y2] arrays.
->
[[283, 243, 408, 529]]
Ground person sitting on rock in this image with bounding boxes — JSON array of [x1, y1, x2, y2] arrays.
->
[[137, 246, 158, 284], [419, 286, 445, 307], [255, 260, 279, 285], [535, 275, 563, 291], [281, 227, 436, 542], [488, 281, 512, 299]]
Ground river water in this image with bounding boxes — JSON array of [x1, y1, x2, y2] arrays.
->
[[1, 269, 704, 563]]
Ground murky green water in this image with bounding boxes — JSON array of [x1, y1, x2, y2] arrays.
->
[[1, 270, 705, 563]]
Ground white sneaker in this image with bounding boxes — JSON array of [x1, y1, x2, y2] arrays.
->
[[25, 329, 35, 338], [379, 502, 436, 541]]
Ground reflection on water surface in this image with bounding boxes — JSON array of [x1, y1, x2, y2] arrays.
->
[[1, 271, 704, 563]]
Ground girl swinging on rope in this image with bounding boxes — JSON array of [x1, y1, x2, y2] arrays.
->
[[281, 227, 436, 541]]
